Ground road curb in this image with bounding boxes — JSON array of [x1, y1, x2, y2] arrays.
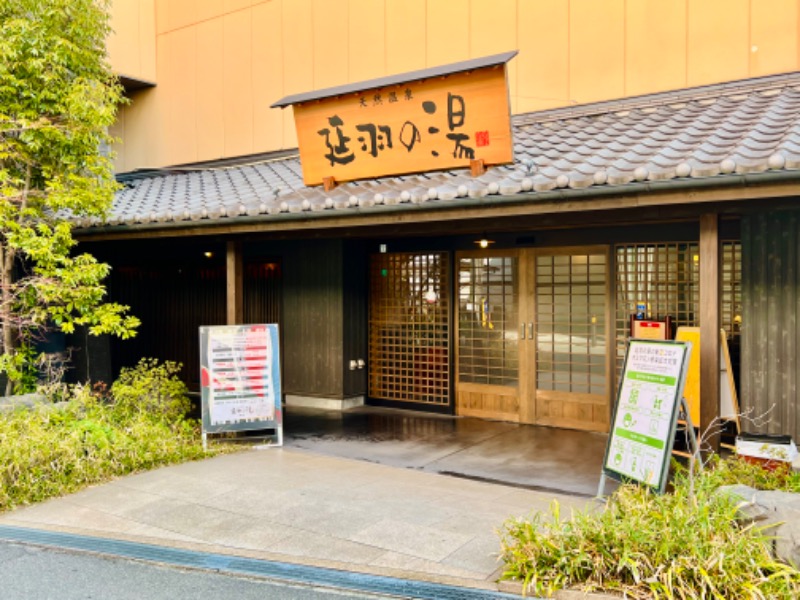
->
[[0, 525, 520, 600]]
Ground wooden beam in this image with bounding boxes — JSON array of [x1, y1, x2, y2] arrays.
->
[[226, 240, 243, 325], [699, 213, 720, 451]]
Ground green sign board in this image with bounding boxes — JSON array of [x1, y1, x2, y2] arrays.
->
[[603, 339, 691, 493]]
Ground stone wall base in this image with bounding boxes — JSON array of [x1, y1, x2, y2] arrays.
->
[[285, 394, 364, 411]]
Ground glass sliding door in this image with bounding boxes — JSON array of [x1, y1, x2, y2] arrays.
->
[[533, 248, 612, 432], [453, 246, 615, 429], [455, 252, 522, 421]]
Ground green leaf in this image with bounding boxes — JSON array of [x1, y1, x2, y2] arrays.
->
[[0, 0, 136, 383]]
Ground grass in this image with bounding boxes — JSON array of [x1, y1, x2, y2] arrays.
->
[[704, 454, 800, 493], [0, 359, 234, 512], [498, 459, 800, 599]]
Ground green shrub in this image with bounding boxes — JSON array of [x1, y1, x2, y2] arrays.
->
[[0, 359, 231, 512], [110, 358, 192, 421], [704, 455, 800, 493], [498, 461, 800, 598]]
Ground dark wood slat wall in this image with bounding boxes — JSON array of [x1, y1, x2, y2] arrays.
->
[[243, 261, 282, 325], [109, 262, 227, 390], [103, 237, 354, 400], [282, 239, 345, 398], [105, 250, 283, 392], [342, 240, 368, 398], [741, 210, 800, 441]]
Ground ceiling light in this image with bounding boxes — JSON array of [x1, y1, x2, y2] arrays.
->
[[475, 234, 494, 249]]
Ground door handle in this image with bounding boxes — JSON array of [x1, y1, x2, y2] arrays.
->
[[520, 323, 526, 341], [528, 322, 534, 340]]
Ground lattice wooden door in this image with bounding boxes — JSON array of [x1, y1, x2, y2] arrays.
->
[[454, 247, 612, 429], [368, 252, 451, 407], [455, 251, 522, 421], [532, 248, 613, 432]]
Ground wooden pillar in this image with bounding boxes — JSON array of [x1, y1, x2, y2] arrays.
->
[[699, 214, 720, 450], [226, 241, 243, 325]]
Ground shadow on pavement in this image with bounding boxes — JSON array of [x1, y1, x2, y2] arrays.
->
[[283, 406, 616, 497]]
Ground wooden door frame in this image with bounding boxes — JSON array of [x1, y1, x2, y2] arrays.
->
[[453, 245, 614, 430], [454, 249, 522, 421], [526, 245, 614, 431]]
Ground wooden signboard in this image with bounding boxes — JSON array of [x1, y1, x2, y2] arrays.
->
[[674, 327, 740, 429], [602, 339, 692, 492], [288, 65, 514, 186]]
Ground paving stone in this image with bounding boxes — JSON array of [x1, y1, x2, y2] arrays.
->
[[351, 519, 473, 562]]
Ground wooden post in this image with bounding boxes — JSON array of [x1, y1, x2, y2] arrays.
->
[[470, 158, 486, 177], [699, 214, 720, 451], [226, 240, 243, 325]]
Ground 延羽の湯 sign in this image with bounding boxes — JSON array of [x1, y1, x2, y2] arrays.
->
[[282, 58, 514, 186]]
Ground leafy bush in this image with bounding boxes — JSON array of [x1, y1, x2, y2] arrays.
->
[[705, 455, 800, 493], [0, 359, 229, 512], [499, 460, 800, 598], [110, 358, 192, 421]]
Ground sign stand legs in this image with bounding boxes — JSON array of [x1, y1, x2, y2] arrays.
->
[[253, 425, 284, 449], [598, 396, 701, 498], [596, 473, 607, 499], [678, 397, 702, 473]]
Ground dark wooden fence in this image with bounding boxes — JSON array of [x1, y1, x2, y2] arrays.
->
[[109, 257, 282, 391]]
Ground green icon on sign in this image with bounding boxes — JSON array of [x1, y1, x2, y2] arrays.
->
[[629, 388, 639, 405]]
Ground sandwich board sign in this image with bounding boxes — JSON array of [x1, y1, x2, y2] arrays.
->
[[601, 339, 691, 493], [199, 324, 282, 449], [674, 326, 741, 430]]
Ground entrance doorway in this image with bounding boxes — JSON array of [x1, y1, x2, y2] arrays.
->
[[368, 252, 451, 409], [456, 247, 613, 432]]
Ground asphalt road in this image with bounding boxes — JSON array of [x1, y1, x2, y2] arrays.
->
[[0, 541, 392, 600]]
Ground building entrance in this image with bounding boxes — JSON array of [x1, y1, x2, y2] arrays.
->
[[368, 252, 451, 409], [455, 247, 613, 432]]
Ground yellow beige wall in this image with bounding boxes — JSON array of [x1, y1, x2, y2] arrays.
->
[[107, 0, 156, 83], [109, 0, 800, 172]]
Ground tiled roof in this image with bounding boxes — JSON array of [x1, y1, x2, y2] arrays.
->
[[86, 73, 800, 232]]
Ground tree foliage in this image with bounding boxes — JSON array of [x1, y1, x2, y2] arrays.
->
[[0, 0, 138, 391]]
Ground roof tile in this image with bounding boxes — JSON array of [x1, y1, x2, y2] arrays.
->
[[102, 74, 800, 232]]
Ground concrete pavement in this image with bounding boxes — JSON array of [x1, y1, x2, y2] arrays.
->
[[0, 448, 593, 592], [283, 406, 612, 497]]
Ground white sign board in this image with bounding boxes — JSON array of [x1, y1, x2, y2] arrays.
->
[[603, 339, 691, 492], [199, 324, 282, 445]]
